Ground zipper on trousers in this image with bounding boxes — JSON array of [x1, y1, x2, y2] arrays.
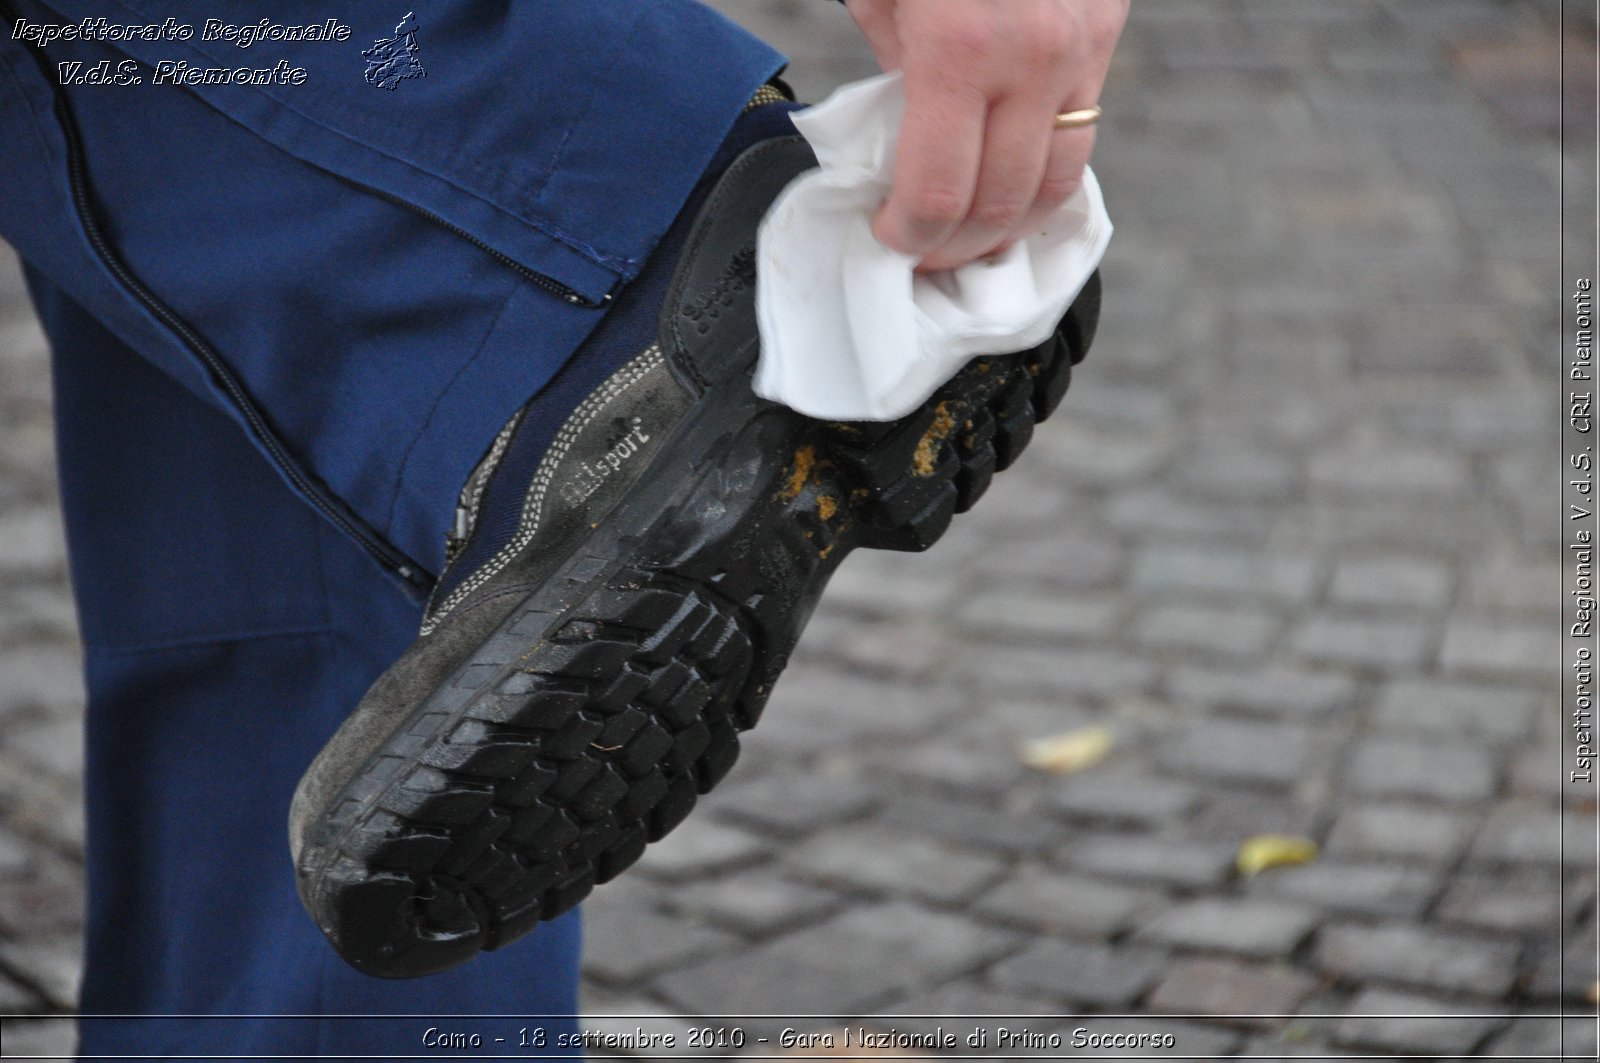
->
[[352, 184, 616, 310], [21, 40, 437, 596]]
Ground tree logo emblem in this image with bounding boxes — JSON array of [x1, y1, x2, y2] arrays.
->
[[363, 12, 425, 90]]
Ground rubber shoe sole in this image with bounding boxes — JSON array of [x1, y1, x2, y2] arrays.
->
[[292, 142, 1100, 980]]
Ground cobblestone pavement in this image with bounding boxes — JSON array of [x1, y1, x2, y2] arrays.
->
[[0, 1, 1594, 1059]]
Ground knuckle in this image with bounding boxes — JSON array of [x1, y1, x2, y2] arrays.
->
[[1026, 18, 1073, 62], [1085, 5, 1126, 53], [931, 18, 993, 62], [907, 187, 971, 230], [1037, 172, 1083, 205], [971, 197, 1028, 231]]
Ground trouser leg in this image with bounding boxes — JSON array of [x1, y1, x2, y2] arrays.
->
[[30, 275, 583, 1058]]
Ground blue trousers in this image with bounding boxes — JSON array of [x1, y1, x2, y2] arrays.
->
[[1, 2, 783, 1056]]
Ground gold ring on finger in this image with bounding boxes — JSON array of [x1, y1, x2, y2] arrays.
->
[[1053, 105, 1103, 130]]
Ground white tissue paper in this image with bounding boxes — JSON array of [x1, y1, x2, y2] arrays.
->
[[753, 71, 1113, 422]]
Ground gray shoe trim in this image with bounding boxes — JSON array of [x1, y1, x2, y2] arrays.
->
[[421, 344, 665, 635]]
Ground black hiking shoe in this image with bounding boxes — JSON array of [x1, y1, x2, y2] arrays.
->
[[289, 131, 1101, 979]]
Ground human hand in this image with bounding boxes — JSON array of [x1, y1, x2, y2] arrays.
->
[[842, 0, 1127, 271]]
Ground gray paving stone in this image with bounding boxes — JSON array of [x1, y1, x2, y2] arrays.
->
[[1067, 380, 1177, 427], [1158, 718, 1312, 787], [1167, 446, 1300, 503], [1372, 678, 1539, 739], [1380, 390, 1549, 450], [883, 727, 1031, 798], [1325, 803, 1478, 862], [1136, 898, 1319, 958], [973, 866, 1164, 938], [1227, 325, 1355, 382], [775, 902, 1018, 997], [1288, 188, 1458, 250], [822, 554, 957, 616], [878, 984, 1059, 1034], [1295, 497, 1508, 555], [0, 1019, 76, 1060], [1166, 664, 1356, 718], [1343, 737, 1497, 802], [1436, 871, 1563, 934], [0, 645, 83, 717], [1308, 448, 1473, 496], [0, 937, 79, 1011], [1063, 835, 1237, 889], [582, 903, 738, 985], [1316, 923, 1520, 996], [1030, 419, 1171, 485], [711, 771, 878, 838], [959, 466, 1074, 524], [1134, 603, 1279, 658], [957, 646, 1159, 701], [880, 796, 1065, 857], [0, 826, 29, 879], [630, 818, 769, 882], [1487, 1015, 1599, 1060], [1184, 790, 1326, 843], [1159, 35, 1310, 77], [0, 752, 84, 856], [1469, 802, 1594, 867], [1523, 921, 1600, 1002], [1332, 988, 1504, 1056], [967, 534, 1127, 590], [1438, 617, 1558, 679], [0, 858, 84, 938], [753, 671, 961, 752], [1329, 558, 1454, 609], [0, 589, 77, 648], [958, 591, 1123, 644], [1129, 547, 1319, 603], [662, 870, 842, 937], [1046, 772, 1199, 826], [0, 510, 68, 578], [1105, 488, 1273, 541], [5, 718, 83, 780], [989, 939, 1163, 1008], [1467, 556, 1559, 615], [1290, 615, 1432, 671], [802, 616, 955, 681], [1566, 871, 1599, 913], [1147, 958, 1319, 1023], [1249, 861, 1439, 920], [655, 947, 892, 1018], [973, 698, 1101, 743], [786, 826, 1006, 905], [0, 973, 41, 1013], [1505, 738, 1566, 800]]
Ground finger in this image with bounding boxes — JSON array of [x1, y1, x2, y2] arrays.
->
[[1012, 122, 1095, 238], [871, 69, 986, 258], [917, 93, 1056, 271]]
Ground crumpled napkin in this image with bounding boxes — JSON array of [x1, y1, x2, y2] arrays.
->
[[753, 71, 1113, 421]]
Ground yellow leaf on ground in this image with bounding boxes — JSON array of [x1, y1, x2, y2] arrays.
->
[[1017, 726, 1114, 774], [1236, 834, 1319, 877]]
